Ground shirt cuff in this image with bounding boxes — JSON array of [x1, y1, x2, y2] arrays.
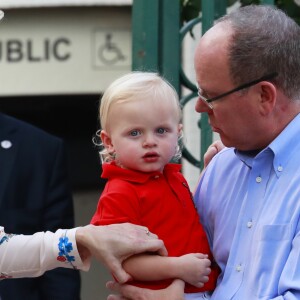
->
[[53, 228, 90, 272]]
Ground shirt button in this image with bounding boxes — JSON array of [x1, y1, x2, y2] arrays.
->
[[256, 176, 262, 183], [236, 264, 242, 272], [277, 166, 283, 172], [247, 221, 253, 228]]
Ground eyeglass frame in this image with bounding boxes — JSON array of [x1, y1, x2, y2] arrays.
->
[[197, 72, 278, 109]]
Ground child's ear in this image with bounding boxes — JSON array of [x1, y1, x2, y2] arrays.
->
[[100, 130, 115, 153], [178, 124, 183, 135]]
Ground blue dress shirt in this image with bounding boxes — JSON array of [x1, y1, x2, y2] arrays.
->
[[194, 113, 300, 300]]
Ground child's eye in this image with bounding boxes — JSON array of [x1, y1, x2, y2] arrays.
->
[[157, 128, 167, 134], [130, 130, 141, 136]]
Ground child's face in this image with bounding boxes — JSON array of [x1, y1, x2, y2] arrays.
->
[[101, 97, 181, 173]]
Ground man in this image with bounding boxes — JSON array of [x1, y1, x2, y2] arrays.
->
[[107, 4, 300, 299], [0, 112, 81, 299]]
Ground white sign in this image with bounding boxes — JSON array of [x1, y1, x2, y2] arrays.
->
[[0, 7, 132, 96]]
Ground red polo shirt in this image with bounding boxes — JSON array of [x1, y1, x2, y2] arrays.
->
[[91, 162, 218, 293]]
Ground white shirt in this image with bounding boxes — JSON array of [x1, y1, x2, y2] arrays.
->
[[0, 226, 90, 279]]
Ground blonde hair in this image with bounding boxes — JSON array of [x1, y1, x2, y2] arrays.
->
[[97, 71, 183, 163]]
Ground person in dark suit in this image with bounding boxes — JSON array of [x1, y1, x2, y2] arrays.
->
[[0, 112, 81, 300]]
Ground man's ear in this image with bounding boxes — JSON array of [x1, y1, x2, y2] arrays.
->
[[100, 130, 115, 153], [258, 81, 277, 116]]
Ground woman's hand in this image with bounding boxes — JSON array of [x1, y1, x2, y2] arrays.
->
[[76, 223, 167, 283]]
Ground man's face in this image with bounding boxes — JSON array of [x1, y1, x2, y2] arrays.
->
[[194, 24, 268, 151]]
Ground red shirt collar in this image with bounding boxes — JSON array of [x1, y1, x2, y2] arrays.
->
[[101, 162, 182, 183]]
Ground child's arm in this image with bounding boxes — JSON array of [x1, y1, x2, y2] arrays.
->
[[122, 252, 211, 288]]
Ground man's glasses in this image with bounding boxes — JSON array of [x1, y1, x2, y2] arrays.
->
[[197, 72, 278, 109]]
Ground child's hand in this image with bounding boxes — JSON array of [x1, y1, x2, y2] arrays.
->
[[177, 253, 211, 288]]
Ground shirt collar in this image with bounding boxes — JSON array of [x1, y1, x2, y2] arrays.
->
[[235, 113, 300, 177], [101, 161, 182, 183], [268, 113, 300, 177]]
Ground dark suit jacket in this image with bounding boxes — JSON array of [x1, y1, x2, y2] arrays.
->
[[0, 113, 80, 300]]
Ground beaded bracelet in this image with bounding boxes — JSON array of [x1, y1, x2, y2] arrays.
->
[[57, 230, 77, 269]]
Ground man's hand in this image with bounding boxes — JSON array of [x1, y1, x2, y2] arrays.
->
[[106, 279, 185, 300], [203, 140, 225, 168], [76, 223, 167, 283]]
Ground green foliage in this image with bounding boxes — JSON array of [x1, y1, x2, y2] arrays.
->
[[240, 0, 300, 24], [180, 0, 300, 25], [277, 0, 300, 25], [181, 0, 239, 24], [240, 0, 260, 4], [180, 0, 201, 25]]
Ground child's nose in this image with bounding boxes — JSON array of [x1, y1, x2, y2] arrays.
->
[[142, 134, 157, 148]]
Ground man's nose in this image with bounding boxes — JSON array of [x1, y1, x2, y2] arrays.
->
[[195, 98, 212, 113]]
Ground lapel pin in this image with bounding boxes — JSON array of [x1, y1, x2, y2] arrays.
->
[[1, 140, 12, 149]]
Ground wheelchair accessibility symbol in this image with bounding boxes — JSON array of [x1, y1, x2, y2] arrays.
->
[[99, 33, 125, 65], [93, 30, 131, 68]]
